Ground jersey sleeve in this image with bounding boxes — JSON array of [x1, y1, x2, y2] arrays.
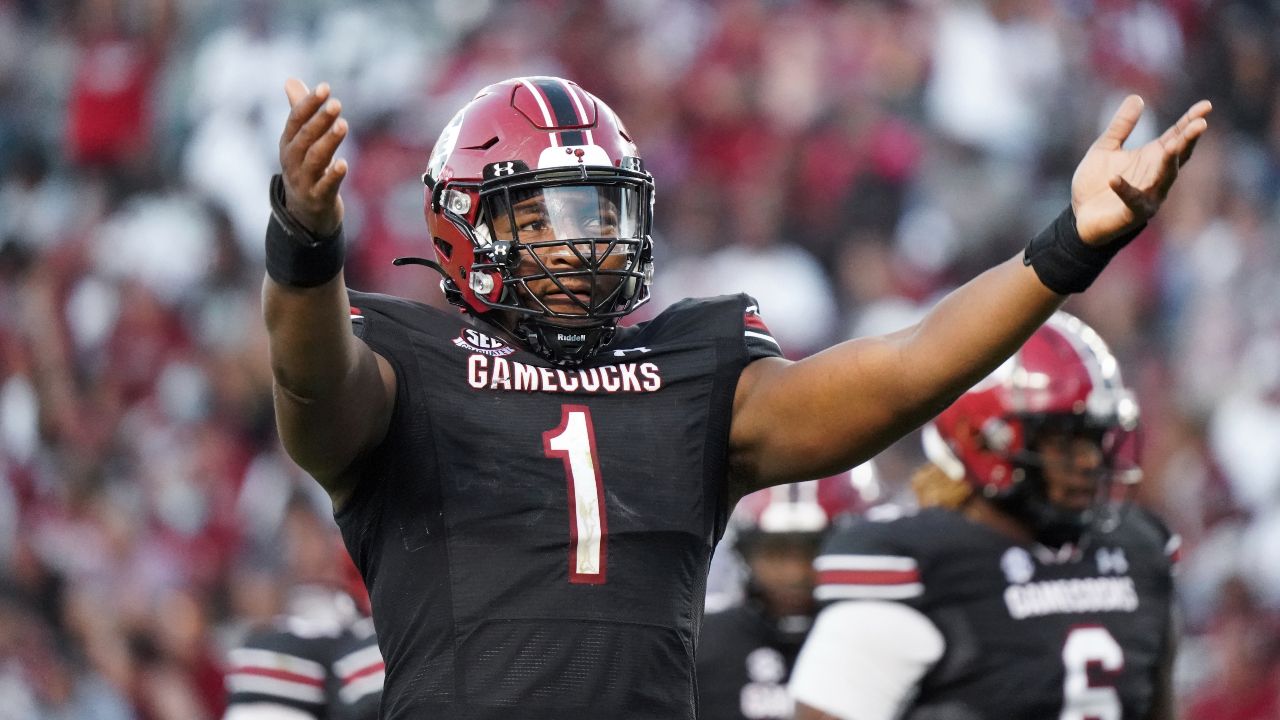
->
[[225, 630, 328, 716], [812, 517, 925, 607], [1152, 512, 1182, 571], [1122, 505, 1181, 579], [790, 601, 945, 720], [344, 292, 403, 358], [741, 296, 784, 361]]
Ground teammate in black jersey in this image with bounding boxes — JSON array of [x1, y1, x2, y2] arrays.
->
[[224, 586, 382, 720], [263, 71, 1207, 718], [697, 468, 875, 720], [790, 313, 1180, 720], [225, 516, 382, 720]]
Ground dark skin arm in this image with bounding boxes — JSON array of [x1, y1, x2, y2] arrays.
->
[[727, 96, 1211, 501], [263, 79, 395, 507]]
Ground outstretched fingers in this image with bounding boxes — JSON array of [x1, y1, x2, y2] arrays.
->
[[277, 79, 348, 234], [1158, 99, 1212, 166], [300, 106, 346, 177], [284, 77, 310, 108], [279, 80, 349, 202], [1153, 130, 1185, 196], [1094, 95, 1146, 151], [1177, 111, 1211, 166], [1114, 99, 1213, 218], [281, 80, 329, 146], [313, 155, 349, 200]]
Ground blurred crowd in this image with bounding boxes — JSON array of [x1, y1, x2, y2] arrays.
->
[[1, 0, 1278, 717]]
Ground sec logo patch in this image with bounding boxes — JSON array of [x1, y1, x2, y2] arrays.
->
[[453, 328, 515, 357]]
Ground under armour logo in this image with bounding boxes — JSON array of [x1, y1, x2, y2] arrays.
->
[[1096, 547, 1129, 575], [612, 347, 651, 357], [492, 161, 516, 176]]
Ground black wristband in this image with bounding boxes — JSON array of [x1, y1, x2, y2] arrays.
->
[[1022, 206, 1144, 294], [265, 174, 345, 288]]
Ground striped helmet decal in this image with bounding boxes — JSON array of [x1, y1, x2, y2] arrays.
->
[[518, 77, 595, 148]]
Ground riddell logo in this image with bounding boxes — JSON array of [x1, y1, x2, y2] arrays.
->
[[557, 333, 587, 343], [453, 329, 515, 357]]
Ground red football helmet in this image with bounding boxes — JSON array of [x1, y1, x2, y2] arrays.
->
[[923, 312, 1141, 542], [416, 76, 654, 364], [730, 463, 880, 549]]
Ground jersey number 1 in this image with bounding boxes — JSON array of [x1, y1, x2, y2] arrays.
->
[[544, 405, 608, 584]]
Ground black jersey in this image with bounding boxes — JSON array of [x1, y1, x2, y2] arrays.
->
[[335, 291, 781, 720], [813, 507, 1179, 720], [226, 590, 383, 719], [697, 601, 810, 720]]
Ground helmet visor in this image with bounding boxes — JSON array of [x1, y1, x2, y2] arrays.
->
[[480, 182, 649, 318], [1013, 412, 1142, 534], [486, 184, 643, 242]]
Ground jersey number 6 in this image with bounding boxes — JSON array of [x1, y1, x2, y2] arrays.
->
[[543, 405, 608, 584], [1061, 625, 1123, 720]]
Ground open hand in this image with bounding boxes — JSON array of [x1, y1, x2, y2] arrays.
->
[[279, 78, 349, 236], [1072, 96, 1212, 245]]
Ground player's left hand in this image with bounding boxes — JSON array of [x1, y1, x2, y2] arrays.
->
[[1071, 96, 1212, 246]]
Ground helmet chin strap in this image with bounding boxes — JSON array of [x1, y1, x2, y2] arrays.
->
[[518, 316, 615, 365], [392, 255, 464, 306], [392, 255, 620, 365]]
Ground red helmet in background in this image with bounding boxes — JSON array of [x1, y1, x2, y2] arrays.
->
[[336, 538, 371, 616], [730, 462, 880, 551], [418, 76, 655, 365], [923, 312, 1141, 543]]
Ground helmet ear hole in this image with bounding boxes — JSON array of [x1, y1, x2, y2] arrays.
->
[[434, 238, 453, 260], [980, 418, 1014, 453]]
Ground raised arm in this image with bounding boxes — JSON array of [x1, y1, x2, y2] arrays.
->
[[729, 96, 1211, 496], [263, 79, 395, 506]]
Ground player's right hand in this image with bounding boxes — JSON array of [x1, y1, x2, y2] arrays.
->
[[279, 78, 348, 237]]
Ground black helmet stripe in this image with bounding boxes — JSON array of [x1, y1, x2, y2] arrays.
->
[[533, 77, 587, 147]]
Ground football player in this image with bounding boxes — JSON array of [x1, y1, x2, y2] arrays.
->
[[263, 74, 1207, 718], [790, 312, 1180, 720], [224, 517, 382, 720], [224, 587, 381, 720], [697, 468, 876, 720]]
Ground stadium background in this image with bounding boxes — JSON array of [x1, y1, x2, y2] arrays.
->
[[1, 0, 1278, 717]]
